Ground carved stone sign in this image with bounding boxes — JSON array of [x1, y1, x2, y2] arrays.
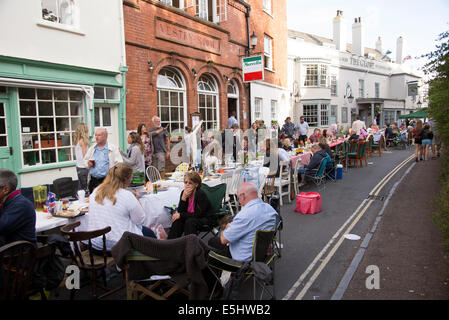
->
[[155, 18, 221, 55]]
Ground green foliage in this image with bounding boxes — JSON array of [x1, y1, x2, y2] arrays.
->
[[424, 30, 449, 251]]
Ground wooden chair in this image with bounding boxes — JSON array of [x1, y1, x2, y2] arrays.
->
[[0, 241, 36, 300], [145, 165, 162, 183], [60, 221, 123, 300], [371, 135, 383, 157], [261, 173, 276, 203], [347, 141, 366, 168], [292, 157, 302, 195]]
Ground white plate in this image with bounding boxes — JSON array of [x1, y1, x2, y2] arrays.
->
[[344, 234, 361, 241]]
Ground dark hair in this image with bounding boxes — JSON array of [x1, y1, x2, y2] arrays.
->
[[137, 124, 148, 136], [184, 171, 202, 189], [129, 131, 145, 154], [185, 126, 192, 133]]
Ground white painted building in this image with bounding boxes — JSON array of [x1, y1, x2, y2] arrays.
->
[[0, 0, 127, 187], [287, 10, 425, 133]]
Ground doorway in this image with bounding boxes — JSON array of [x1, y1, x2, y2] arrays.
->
[[0, 100, 15, 171], [94, 104, 119, 147]]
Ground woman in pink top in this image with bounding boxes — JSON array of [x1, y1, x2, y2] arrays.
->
[[167, 172, 215, 239]]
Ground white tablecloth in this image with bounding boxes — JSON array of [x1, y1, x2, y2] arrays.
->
[[139, 187, 182, 228], [35, 211, 70, 233]]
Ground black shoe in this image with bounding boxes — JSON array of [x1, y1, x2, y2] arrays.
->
[[415, 158, 418, 162]]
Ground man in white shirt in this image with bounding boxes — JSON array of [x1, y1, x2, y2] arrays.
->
[[352, 115, 366, 136], [295, 116, 309, 144]]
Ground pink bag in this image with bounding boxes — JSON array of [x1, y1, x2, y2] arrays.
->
[[295, 192, 322, 214]]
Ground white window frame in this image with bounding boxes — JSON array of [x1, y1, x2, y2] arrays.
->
[[197, 74, 219, 130], [331, 75, 337, 96], [264, 35, 273, 70], [303, 104, 318, 127], [271, 100, 277, 122], [254, 97, 263, 120], [319, 66, 328, 87], [0, 103, 8, 147], [304, 65, 318, 87], [359, 79, 365, 98], [320, 104, 329, 126], [41, 0, 79, 27], [263, 0, 272, 15], [375, 82, 380, 98], [18, 87, 84, 168], [195, 0, 226, 23]]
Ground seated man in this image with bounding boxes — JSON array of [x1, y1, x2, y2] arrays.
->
[[297, 144, 328, 186], [208, 183, 278, 262], [0, 169, 36, 246], [347, 128, 359, 141]]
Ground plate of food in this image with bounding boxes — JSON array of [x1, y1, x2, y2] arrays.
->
[[157, 185, 170, 192], [52, 205, 88, 218]]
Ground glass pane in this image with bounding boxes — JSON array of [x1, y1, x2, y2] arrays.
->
[[57, 132, 72, 147], [18, 88, 36, 99], [21, 118, 38, 133], [40, 133, 55, 148], [24, 151, 40, 166], [207, 108, 212, 121], [171, 107, 179, 122], [94, 108, 100, 127], [179, 92, 183, 105], [0, 119, 5, 134], [55, 102, 69, 116], [0, 136, 6, 147], [94, 87, 105, 99], [180, 107, 184, 122], [206, 95, 212, 108], [56, 118, 69, 131], [70, 117, 81, 131], [20, 101, 36, 116], [102, 108, 111, 126], [160, 107, 169, 122], [37, 89, 52, 100], [57, 148, 72, 162], [40, 118, 55, 132], [54, 90, 69, 100], [70, 102, 82, 116], [170, 92, 178, 106], [200, 108, 206, 120], [22, 134, 38, 150], [160, 91, 169, 106], [106, 87, 118, 100], [69, 90, 83, 101], [199, 94, 205, 108], [0, 104, 4, 117], [38, 101, 53, 116], [42, 149, 56, 164], [171, 123, 179, 132]]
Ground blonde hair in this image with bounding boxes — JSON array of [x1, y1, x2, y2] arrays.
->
[[95, 163, 133, 205], [74, 123, 90, 146]]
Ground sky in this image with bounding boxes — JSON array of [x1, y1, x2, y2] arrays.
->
[[286, 0, 449, 73]]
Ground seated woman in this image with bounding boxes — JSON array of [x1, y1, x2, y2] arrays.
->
[[83, 163, 155, 252], [281, 138, 293, 152], [168, 172, 215, 239], [120, 132, 145, 186], [318, 136, 332, 158], [347, 128, 359, 141], [309, 128, 321, 143], [322, 129, 329, 139]]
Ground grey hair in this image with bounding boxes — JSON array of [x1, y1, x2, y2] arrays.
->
[[152, 116, 160, 123], [0, 169, 18, 191], [95, 127, 108, 136]]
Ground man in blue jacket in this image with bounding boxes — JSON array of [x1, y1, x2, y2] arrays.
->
[[0, 169, 36, 246], [297, 144, 328, 187]]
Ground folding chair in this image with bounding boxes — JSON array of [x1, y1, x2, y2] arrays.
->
[[146, 165, 162, 183], [220, 171, 235, 215], [198, 183, 228, 239], [207, 230, 278, 300], [228, 168, 243, 213], [304, 157, 328, 189]]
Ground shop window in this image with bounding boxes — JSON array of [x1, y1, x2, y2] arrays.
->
[[18, 88, 84, 167], [41, 0, 79, 27]]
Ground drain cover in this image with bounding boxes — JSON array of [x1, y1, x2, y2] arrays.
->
[[367, 194, 385, 201]]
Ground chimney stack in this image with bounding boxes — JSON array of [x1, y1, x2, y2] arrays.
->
[[352, 17, 364, 56], [396, 36, 403, 64], [375, 36, 382, 54], [333, 10, 347, 52]]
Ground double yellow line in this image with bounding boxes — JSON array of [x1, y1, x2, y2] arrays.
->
[[283, 154, 415, 300]]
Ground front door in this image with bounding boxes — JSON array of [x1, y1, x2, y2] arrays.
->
[[94, 104, 119, 147], [0, 100, 15, 171]]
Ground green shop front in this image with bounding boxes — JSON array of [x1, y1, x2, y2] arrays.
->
[[0, 56, 128, 188]]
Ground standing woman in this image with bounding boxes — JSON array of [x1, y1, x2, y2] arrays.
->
[[137, 124, 152, 170], [74, 123, 90, 193], [120, 132, 145, 186], [412, 119, 423, 162], [421, 123, 433, 161]]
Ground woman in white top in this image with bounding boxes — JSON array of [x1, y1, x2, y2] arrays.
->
[[74, 123, 90, 193], [120, 132, 145, 186], [84, 163, 155, 251]]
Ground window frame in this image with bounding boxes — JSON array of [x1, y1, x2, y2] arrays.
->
[[195, 0, 227, 23], [41, 0, 79, 27], [331, 75, 338, 96], [359, 79, 365, 98], [263, 0, 272, 15], [375, 82, 380, 98], [197, 74, 219, 130], [264, 34, 273, 70], [270, 100, 277, 122], [254, 97, 263, 120]]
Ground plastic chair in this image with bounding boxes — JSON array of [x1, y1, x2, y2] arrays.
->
[[274, 161, 291, 206], [145, 165, 162, 183], [207, 230, 278, 300], [0, 241, 36, 300], [60, 221, 123, 300]]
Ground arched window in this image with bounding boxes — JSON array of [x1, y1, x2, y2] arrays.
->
[[197, 74, 219, 130], [157, 67, 186, 132]]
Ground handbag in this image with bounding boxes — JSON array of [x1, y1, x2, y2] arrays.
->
[[294, 192, 322, 214]]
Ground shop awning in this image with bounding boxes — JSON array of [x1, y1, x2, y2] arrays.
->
[[399, 108, 429, 119]]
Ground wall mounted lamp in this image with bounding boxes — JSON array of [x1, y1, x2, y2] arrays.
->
[[250, 31, 258, 50], [148, 60, 153, 70], [192, 68, 198, 77]]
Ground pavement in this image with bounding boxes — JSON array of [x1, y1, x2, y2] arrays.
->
[[342, 157, 449, 299]]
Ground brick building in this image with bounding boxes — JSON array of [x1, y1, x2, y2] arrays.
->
[[123, 0, 287, 134]]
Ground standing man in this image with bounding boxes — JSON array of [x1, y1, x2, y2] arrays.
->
[[150, 116, 170, 179], [295, 116, 309, 144], [227, 111, 238, 129], [0, 169, 36, 246], [84, 128, 122, 194], [352, 115, 366, 136], [281, 117, 295, 140]]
